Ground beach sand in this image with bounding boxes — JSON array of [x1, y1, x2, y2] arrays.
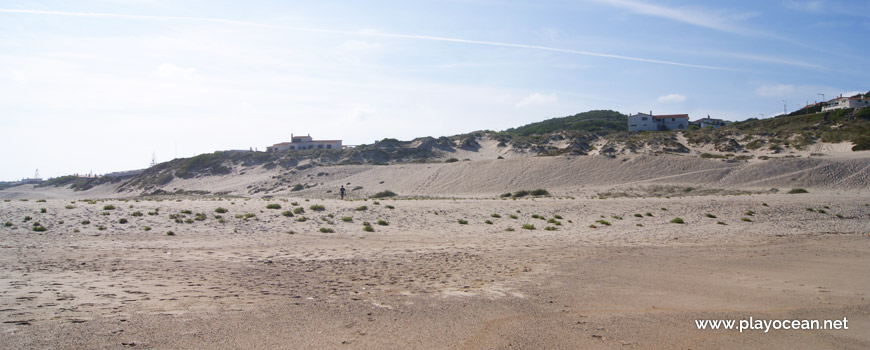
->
[[2, 190, 869, 349]]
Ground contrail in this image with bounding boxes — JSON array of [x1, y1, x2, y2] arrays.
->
[[0, 8, 731, 71]]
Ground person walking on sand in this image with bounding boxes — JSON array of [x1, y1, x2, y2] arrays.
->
[[339, 185, 346, 200]]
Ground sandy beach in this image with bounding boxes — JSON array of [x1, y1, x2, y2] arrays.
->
[[2, 183, 869, 349]]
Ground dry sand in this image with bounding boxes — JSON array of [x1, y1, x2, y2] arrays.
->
[[2, 151, 870, 349]]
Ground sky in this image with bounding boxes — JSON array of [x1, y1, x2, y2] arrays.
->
[[1, 0, 868, 180]]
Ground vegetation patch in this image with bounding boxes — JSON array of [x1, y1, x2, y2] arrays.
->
[[371, 190, 397, 198]]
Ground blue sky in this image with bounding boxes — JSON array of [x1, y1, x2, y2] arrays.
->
[[1, 0, 868, 180]]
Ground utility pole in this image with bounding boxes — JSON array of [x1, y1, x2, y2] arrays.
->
[[782, 100, 787, 115], [818, 93, 825, 102], [759, 113, 764, 119], [151, 152, 157, 167]]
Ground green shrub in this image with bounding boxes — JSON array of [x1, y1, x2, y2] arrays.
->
[[40, 208, 47, 213], [266, 203, 282, 209], [319, 227, 335, 233], [166, 231, 175, 236], [363, 224, 375, 232], [341, 216, 353, 222], [553, 214, 563, 219], [195, 213, 207, 221], [244, 213, 256, 219], [310, 204, 325, 211], [81, 220, 90, 225], [180, 209, 192, 214], [119, 218, 128, 224], [505, 227, 515, 232], [509, 214, 518, 219], [371, 190, 397, 198], [544, 226, 558, 231], [531, 214, 542, 219], [385, 205, 395, 209], [744, 210, 755, 216], [835, 214, 844, 218], [293, 207, 304, 214], [491, 213, 501, 218], [596, 220, 611, 226], [522, 224, 536, 230], [282, 211, 294, 217], [444, 158, 459, 163], [530, 189, 549, 196], [131, 211, 144, 217], [513, 190, 530, 198], [215, 207, 228, 213], [634, 213, 643, 218], [377, 219, 389, 226], [485, 220, 493, 225], [355, 205, 368, 211], [817, 209, 827, 214], [3, 221, 11, 227], [103, 205, 116, 210], [143, 226, 151, 231], [806, 208, 815, 212], [670, 217, 685, 224], [705, 213, 717, 218], [611, 215, 623, 220], [788, 188, 808, 194], [458, 219, 468, 224], [741, 217, 752, 222], [291, 184, 304, 191], [645, 212, 653, 217], [291, 202, 299, 206], [295, 216, 308, 222], [33, 225, 47, 232], [23, 216, 32, 222], [717, 221, 727, 225], [65, 205, 76, 209]]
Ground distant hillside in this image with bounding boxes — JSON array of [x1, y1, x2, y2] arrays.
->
[[503, 110, 627, 136], [28, 104, 870, 196], [686, 106, 870, 151]]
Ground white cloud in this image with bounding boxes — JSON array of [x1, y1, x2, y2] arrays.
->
[[348, 105, 375, 122], [592, 0, 763, 37], [785, 0, 824, 12], [151, 63, 196, 79], [657, 93, 686, 103], [0, 7, 729, 71], [516, 93, 558, 108], [10, 70, 30, 85], [755, 84, 796, 97]]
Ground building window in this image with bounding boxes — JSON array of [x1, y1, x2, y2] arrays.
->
[[318, 144, 323, 149], [327, 144, 332, 149], [641, 117, 648, 121]]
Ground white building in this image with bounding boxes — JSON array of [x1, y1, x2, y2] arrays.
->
[[628, 112, 689, 132], [822, 96, 870, 112], [694, 116, 732, 129], [267, 134, 342, 152]]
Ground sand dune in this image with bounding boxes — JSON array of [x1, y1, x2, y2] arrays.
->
[[2, 146, 869, 349]]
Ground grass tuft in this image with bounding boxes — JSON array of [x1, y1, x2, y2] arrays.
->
[[670, 217, 685, 224]]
